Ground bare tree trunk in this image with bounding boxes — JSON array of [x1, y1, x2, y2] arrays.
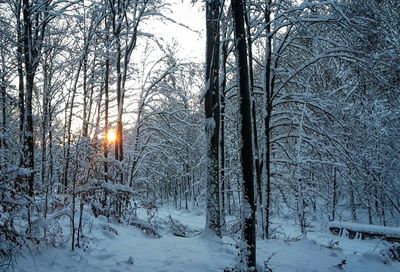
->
[[71, 169, 78, 251], [332, 167, 337, 221], [380, 193, 386, 226], [244, 2, 264, 240], [41, 51, 51, 239], [0, 49, 6, 172], [63, 38, 90, 190], [262, 0, 274, 240], [21, 0, 50, 200], [115, 32, 122, 162], [22, 0, 34, 199], [219, 13, 229, 230], [220, 93, 226, 223], [102, 7, 111, 207], [350, 183, 357, 222], [86, 56, 96, 137], [110, 0, 125, 186], [47, 102, 54, 197], [232, 0, 256, 268], [295, 103, 307, 238], [43, 101, 53, 241], [16, 2, 25, 181], [63, 63, 81, 190], [41, 53, 51, 189], [82, 55, 88, 137], [368, 198, 373, 225], [204, 0, 221, 237], [77, 199, 84, 248]]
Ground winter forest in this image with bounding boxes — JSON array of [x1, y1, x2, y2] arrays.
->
[[0, 0, 399, 271]]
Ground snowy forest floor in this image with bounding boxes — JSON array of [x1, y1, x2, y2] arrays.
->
[[10, 207, 400, 272]]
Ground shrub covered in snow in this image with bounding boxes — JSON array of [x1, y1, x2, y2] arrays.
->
[[380, 243, 400, 263]]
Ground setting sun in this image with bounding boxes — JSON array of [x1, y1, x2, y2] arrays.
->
[[107, 130, 117, 143]]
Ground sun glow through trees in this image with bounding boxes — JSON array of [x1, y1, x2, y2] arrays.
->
[[107, 130, 117, 143]]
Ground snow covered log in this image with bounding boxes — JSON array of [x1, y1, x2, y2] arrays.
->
[[129, 217, 161, 239], [166, 216, 200, 238], [167, 216, 188, 237], [329, 221, 400, 243]]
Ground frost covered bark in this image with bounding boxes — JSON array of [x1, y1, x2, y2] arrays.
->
[[204, 0, 222, 237]]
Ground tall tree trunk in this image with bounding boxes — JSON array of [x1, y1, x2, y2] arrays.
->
[[86, 56, 96, 137], [244, 2, 263, 238], [332, 167, 337, 221], [380, 193, 386, 226], [263, 0, 273, 240], [82, 55, 88, 137], [47, 101, 53, 187], [22, 0, 35, 200], [295, 103, 307, 237], [350, 183, 357, 222], [115, 36, 122, 162], [44, 101, 53, 221], [63, 58, 83, 190], [16, 1, 25, 177], [204, 0, 221, 237], [0, 51, 6, 172], [104, 55, 110, 171], [232, 0, 256, 268], [220, 14, 228, 229], [103, 5, 110, 194], [111, 0, 125, 186], [41, 54, 51, 188], [41, 52, 51, 232], [0, 85, 4, 172]]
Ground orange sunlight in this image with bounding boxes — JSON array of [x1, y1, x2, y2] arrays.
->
[[107, 130, 117, 143]]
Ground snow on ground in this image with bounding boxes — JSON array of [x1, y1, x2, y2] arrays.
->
[[258, 237, 398, 272], [10, 207, 400, 272], [329, 221, 400, 237]]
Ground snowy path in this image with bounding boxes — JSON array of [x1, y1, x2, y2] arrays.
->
[[14, 209, 235, 272]]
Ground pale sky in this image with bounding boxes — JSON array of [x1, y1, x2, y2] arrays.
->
[[152, 0, 205, 62], [72, 1, 206, 134], [117, 1, 205, 131]]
